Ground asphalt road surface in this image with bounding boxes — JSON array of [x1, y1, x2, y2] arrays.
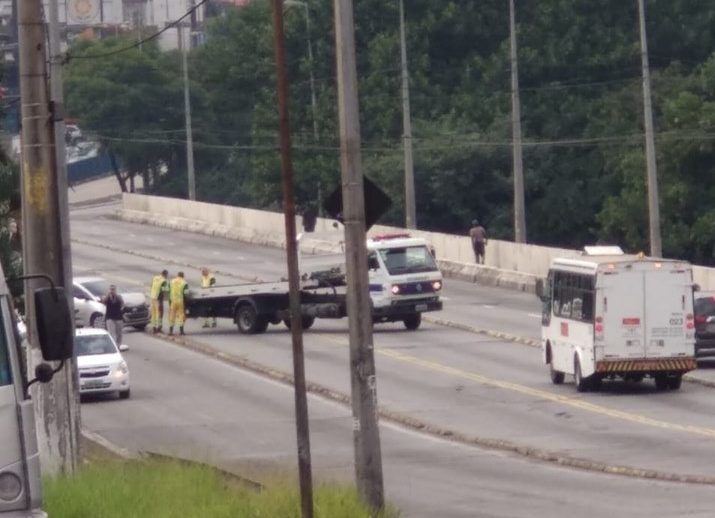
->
[[73, 202, 715, 517]]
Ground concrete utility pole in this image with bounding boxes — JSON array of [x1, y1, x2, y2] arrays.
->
[[509, 0, 527, 243], [270, 1, 314, 517], [19, 0, 80, 474], [399, 0, 416, 229], [181, 1, 196, 201], [333, 0, 385, 512], [637, 0, 662, 257]]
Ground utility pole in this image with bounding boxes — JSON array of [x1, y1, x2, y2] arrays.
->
[[181, 0, 196, 201], [637, 0, 661, 257], [509, 0, 526, 243], [19, 0, 80, 474], [333, 0, 384, 512], [270, 1, 314, 517], [399, 0, 416, 229], [302, 0, 318, 141]]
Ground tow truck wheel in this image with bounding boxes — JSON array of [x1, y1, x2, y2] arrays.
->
[[283, 316, 315, 330], [236, 304, 265, 334], [403, 313, 422, 330]]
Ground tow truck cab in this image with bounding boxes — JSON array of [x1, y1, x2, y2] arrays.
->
[[367, 234, 443, 329]]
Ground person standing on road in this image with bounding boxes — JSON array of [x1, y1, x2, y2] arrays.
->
[[200, 267, 217, 328], [150, 269, 169, 334], [469, 219, 488, 265], [169, 272, 189, 336], [101, 284, 125, 346]]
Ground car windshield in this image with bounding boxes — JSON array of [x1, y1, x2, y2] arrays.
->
[[81, 280, 111, 298], [378, 246, 438, 275], [75, 334, 118, 356]]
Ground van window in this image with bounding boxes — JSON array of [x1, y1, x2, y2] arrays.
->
[[552, 271, 595, 323], [0, 310, 12, 386]]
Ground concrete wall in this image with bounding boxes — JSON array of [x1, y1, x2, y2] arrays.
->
[[121, 193, 715, 291]]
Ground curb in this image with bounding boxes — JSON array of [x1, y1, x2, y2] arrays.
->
[[81, 429, 137, 459], [155, 332, 715, 487], [423, 315, 541, 348]]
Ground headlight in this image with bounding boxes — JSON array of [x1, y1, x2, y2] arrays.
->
[[432, 281, 442, 291], [115, 361, 129, 377], [0, 472, 22, 501], [391, 285, 400, 295]]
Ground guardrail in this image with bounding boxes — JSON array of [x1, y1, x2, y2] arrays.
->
[[120, 193, 715, 292]]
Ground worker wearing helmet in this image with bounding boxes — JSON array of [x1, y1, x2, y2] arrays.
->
[[150, 269, 169, 333], [200, 267, 217, 328], [169, 272, 189, 336]]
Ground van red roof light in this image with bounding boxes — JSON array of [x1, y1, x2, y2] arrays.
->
[[372, 233, 411, 241]]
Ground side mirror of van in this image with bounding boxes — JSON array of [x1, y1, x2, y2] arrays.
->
[[367, 256, 380, 271], [34, 287, 73, 362], [693, 283, 701, 293], [535, 279, 545, 300]]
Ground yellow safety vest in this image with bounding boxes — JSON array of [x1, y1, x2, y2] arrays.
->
[[150, 275, 167, 300], [170, 277, 188, 303], [201, 274, 216, 288]]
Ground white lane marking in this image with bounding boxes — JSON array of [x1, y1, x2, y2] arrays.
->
[[440, 296, 451, 301], [482, 305, 496, 310], [527, 313, 542, 319], [237, 256, 246, 261], [212, 251, 221, 255]]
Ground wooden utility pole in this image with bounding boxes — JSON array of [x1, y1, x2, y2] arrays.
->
[[181, 0, 196, 201], [399, 0, 416, 229], [637, 0, 662, 257], [509, 0, 527, 243], [270, 1, 314, 517], [19, 0, 80, 474], [333, 0, 385, 511]]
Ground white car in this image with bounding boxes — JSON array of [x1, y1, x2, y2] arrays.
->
[[73, 276, 150, 330], [75, 328, 131, 399]]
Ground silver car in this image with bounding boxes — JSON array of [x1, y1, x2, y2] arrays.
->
[[74, 276, 150, 331]]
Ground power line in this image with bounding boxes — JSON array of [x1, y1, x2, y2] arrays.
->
[[65, 0, 209, 61]]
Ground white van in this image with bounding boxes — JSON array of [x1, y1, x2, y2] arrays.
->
[[537, 246, 697, 392]]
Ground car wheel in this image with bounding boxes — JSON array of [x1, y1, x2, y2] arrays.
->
[[403, 313, 422, 330], [667, 374, 682, 390], [549, 362, 565, 385], [90, 313, 105, 329], [574, 358, 589, 392], [654, 373, 669, 391], [119, 389, 131, 400]]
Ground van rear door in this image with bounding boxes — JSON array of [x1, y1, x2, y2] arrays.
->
[[644, 266, 694, 358], [597, 269, 646, 359]]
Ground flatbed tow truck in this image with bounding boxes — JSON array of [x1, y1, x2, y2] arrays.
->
[[185, 234, 443, 334]]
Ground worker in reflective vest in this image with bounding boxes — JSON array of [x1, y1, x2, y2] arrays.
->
[[150, 269, 169, 334], [169, 271, 189, 336], [200, 267, 217, 328]]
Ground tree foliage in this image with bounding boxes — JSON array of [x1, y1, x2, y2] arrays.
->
[[64, 0, 715, 263]]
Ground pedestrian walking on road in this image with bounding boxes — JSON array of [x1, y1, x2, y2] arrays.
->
[[200, 267, 217, 328], [101, 284, 125, 346], [469, 219, 488, 265], [169, 272, 189, 336], [150, 269, 169, 333]]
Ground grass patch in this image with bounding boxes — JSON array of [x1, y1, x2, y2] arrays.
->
[[44, 458, 399, 518]]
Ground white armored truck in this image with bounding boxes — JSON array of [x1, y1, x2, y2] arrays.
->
[[186, 233, 443, 333], [537, 246, 697, 392]]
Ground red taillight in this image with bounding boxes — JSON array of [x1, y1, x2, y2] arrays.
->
[[595, 323, 604, 333], [695, 314, 707, 325], [687, 322, 695, 330]]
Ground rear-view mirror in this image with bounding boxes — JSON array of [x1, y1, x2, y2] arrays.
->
[[119, 344, 129, 352], [368, 256, 379, 271], [34, 363, 54, 384], [35, 287, 73, 362], [535, 279, 545, 300], [693, 283, 701, 293]]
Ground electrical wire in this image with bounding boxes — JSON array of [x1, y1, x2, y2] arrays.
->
[[66, 0, 209, 61]]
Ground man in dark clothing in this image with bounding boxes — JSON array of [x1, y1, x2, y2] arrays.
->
[[101, 284, 125, 345], [469, 219, 488, 265]]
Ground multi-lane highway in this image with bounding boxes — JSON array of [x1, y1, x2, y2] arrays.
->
[[72, 201, 715, 517]]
